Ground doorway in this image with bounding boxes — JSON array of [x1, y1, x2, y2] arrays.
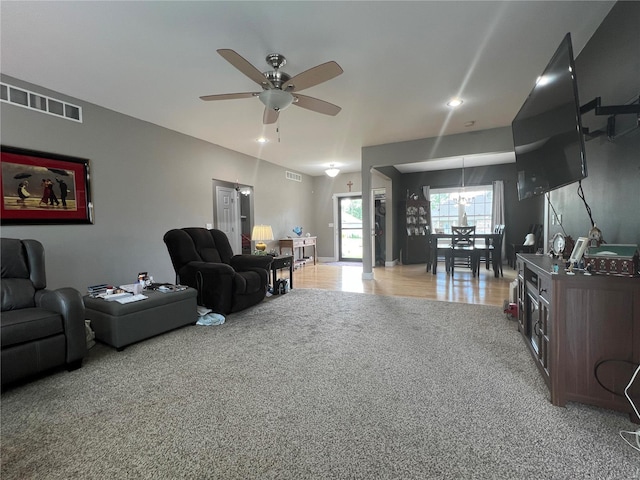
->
[[212, 180, 254, 255], [373, 191, 386, 266], [338, 196, 363, 261]]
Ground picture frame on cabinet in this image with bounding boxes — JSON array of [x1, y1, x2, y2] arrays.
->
[[568, 236, 589, 266]]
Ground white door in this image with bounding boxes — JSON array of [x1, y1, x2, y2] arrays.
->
[[215, 186, 241, 254]]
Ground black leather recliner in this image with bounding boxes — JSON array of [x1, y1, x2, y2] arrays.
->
[[163, 228, 272, 315], [1, 238, 87, 386]]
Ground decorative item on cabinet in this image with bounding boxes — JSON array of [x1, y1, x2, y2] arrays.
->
[[588, 224, 604, 248], [584, 244, 639, 277]]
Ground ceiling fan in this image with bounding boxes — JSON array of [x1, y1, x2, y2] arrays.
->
[[200, 49, 343, 124]]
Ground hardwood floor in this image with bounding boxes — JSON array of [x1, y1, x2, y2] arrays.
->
[[290, 261, 516, 307]]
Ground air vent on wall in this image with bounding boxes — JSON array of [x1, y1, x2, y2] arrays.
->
[[0, 82, 82, 122], [285, 171, 302, 182]]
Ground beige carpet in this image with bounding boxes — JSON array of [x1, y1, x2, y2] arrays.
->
[[2, 289, 638, 479]]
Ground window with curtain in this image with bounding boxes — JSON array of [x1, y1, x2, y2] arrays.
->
[[430, 186, 493, 233]]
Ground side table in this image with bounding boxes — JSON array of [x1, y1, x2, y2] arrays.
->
[[270, 255, 294, 288], [279, 236, 317, 265]]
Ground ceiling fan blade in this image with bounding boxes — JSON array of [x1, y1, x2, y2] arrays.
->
[[217, 49, 274, 88], [282, 61, 343, 92], [263, 108, 279, 124], [293, 94, 342, 116], [199, 92, 257, 101]]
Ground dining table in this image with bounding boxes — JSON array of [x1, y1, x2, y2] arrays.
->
[[427, 233, 503, 277]]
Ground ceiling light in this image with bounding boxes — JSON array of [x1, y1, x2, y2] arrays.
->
[[256, 137, 268, 144], [464, 121, 475, 128], [258, 89, 294, 111], [325, 164, 340, 177], [447, 98, 463, 108]]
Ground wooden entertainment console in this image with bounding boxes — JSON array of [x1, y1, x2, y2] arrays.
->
[[516, 254, 640, 420]]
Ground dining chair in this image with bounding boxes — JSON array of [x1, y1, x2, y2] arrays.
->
[[509, 223, 542, 268], [491, 224, 506, 277], [476, 224, 505, 277], [447, 226, 478, 276], [428, 233, 453, 274]]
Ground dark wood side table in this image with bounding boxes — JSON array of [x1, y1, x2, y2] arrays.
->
[[269, 255, 294, 288]]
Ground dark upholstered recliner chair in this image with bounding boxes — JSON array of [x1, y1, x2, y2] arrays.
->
[[163, 228, 272, 315], [1, 238, 87, 386]]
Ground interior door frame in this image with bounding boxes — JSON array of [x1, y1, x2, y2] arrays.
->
[[215, 185, 241, 253], [212, 179, 254, 255], [371, 187, 386, 267]]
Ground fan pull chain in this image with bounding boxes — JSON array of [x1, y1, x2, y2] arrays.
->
[[277, 116, 281, 143]]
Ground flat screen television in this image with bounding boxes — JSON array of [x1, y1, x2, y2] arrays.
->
[[512, 33, 587, 200]]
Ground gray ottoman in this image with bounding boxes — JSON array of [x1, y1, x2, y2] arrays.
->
[[84, 288, 197, 350]]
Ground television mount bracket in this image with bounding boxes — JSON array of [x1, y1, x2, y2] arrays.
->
[[580, 96, 639, 139], [580, 96, 640, 116]]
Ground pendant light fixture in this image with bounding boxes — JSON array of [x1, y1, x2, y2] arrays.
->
[[455, 157, 472, 206], [325, 164, 340, 177]]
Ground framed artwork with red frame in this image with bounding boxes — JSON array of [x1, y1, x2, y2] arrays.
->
[[1, 146, 93, 225]]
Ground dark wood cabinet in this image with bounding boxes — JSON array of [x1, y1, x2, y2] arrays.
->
[[401, 198, 430, 264], [517, 254, 640, 421]]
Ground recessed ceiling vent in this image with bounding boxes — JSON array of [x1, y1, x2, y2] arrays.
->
[[1, 82, 82, 122], [285, 171, 302, 182]]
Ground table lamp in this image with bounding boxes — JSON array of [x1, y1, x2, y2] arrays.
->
[[252, 224, 274, 252]]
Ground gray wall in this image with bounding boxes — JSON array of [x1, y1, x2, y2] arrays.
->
[[362, 127, 514, 168], [1, 75, 315, 291], [549, 1, 640, 247]]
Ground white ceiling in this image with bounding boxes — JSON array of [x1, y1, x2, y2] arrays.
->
[[0, 1, 614, 176]]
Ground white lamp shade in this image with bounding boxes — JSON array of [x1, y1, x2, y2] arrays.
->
[[252, 224, 274, 241], [252, 224, 274, 251], [258, 89, 293, 111]]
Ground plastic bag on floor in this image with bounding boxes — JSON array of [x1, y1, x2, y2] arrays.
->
[[196, 312, 225, 326]]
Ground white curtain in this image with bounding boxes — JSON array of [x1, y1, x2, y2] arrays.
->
[[422, 185, 431, 230], [492, 180, 506, 256]]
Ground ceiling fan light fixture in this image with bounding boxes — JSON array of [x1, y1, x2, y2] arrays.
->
[[325, 164, 340, 177], [258, 89, 294, 111], [204, 49, 343, 124]]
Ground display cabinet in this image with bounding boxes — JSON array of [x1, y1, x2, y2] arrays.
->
[[401, 198, 430, 264]]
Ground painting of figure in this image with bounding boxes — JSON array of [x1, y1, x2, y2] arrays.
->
[[1, 146, 92, 224]]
